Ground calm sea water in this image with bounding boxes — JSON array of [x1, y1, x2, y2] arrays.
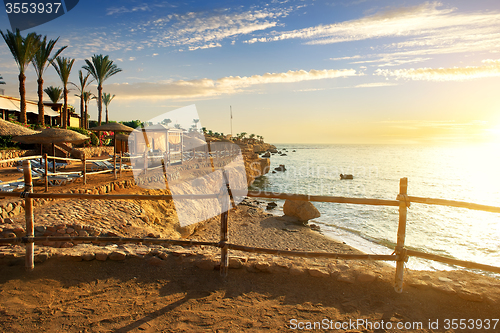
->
[[249, 143, 500, 274]]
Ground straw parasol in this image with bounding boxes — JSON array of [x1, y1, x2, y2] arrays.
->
[[13, 128, 89, 171], [114, 133, 130, 154], [89, 123, 134, 157], [0, 118, 40, 136]]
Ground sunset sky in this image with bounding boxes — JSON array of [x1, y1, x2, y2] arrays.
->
[[1, 0, 500, 144]]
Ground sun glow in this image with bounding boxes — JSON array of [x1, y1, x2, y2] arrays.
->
[[487, 124, 500, 146]]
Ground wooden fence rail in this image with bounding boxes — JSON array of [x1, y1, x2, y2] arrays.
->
[[1, 161, 499, 293]]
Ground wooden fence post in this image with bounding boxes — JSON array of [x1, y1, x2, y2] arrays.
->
[[219, 170, 231, 277], [82, 154, 87, 185], [114, 153, 117, 180], [44, 153, 48, 192], [394, 177, 409, 293], [23, 160, 35, 271]]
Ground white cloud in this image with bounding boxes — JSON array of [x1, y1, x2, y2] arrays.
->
[[135, 6, 297, 51], [244, 2, 500, 66], [330, 55, 362, 61], [354, 82, 397, 88], [108, 68, 358, 100], [187, 43, 222, 51], [106, 3, 171, 16], [374, 59, 500, 81], [57, 4, 303, 55], [244, 2, 454, 44]]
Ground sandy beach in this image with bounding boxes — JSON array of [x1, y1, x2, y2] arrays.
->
[[1, 178, 500, 332]]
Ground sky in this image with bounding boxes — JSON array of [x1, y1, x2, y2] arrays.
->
[[1, 0, 500, 144]]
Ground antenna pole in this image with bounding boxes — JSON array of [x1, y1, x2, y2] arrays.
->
[[230, 105, 233, 137]]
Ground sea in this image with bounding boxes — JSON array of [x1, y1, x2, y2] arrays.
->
[[248, 143, 500, 276]]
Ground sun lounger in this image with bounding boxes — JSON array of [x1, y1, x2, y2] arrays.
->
[[31, 168, 82, 186], [91, 161, 109, 171], [102, 160, 132, 170], [0, 180, 24, 192], [91, 160, 131, 171], [16, 159, 68, 172]]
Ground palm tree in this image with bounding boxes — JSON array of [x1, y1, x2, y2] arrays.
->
[[44, 86, 63, 103], [82, 54, 122, 126], [1, 29, 41, 124], [51, 56, 75, 129], [102, 92, 115, 123], [32, 36, 66, 126], [70, 70, 93, 128], [75, 91, 95, 129], [161, 118, 172, 126]]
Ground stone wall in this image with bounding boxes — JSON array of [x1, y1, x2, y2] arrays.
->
[[0, 147, 114, 168], [0, 149, 37, 167], [75, 146, 114, 158], [0, 178, 137, 220]]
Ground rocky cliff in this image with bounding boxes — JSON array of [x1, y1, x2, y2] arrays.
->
[[238, 142, 274, 186]]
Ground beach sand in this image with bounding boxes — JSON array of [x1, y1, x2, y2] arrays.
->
[[1, 180, 500, 332]]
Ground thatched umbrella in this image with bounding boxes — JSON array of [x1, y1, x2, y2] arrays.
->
[[114, 133, 130, 154], [0, 118, 40, 136], [89, 122, 134, 157], [13, 128, 89, 172]]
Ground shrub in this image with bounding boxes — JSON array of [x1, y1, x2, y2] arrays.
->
[[90, 133, 99, 146]]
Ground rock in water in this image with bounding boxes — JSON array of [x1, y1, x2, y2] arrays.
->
[[274, 164, 286, 172], [283, 199, 321, 222], [266, 202, 278, 210]]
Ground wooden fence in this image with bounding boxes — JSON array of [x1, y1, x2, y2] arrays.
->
[[1, 160, 500, 293]]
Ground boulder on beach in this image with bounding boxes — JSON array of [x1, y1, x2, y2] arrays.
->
[[262, 152, 271, 158], [283, 199, 321, 222]]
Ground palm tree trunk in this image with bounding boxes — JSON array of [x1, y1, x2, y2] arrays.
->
[[106, 106, 108, 123], [19, 73, 27, 124], [97, 85, 102, 126], [80, 94, 84, 128], [37, 78, 45, 126], [63, 87, 68, 129], [84, 102, 88, 129]]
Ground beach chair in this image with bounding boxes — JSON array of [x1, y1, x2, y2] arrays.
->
[[32, 168, 81, 186], [44, 159, 68, 171], [91, 161, 110, 171], [16, 159, 43, 172], [102, 160, 132, 170], [0, 180, 24, 192]]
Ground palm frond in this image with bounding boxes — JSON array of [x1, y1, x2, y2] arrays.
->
[[102, 92, 116, 106], [82, 54, 122, 85], [44, 86, 63, 103], [70, 69, 94, 91], [0, 29, 41, 73], [51, 56, 75, 84], [32, 36, 67, 78]]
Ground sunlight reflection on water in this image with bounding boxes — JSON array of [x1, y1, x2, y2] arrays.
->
[[250, 143, 500, 275]]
